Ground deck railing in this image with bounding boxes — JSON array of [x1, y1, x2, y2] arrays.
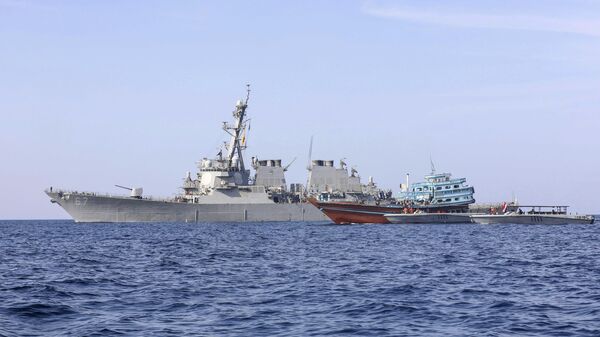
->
[[45, 188, 176, 203]]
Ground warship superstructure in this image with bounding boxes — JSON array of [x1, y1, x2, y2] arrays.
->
[[307, 159, 390, 202], [46, 87, 375, 223]]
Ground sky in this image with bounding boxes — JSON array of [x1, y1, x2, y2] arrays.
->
[[1, 0, 599, 219]]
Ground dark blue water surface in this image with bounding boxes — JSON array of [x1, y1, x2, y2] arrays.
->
[[1, 220, 600, 336]]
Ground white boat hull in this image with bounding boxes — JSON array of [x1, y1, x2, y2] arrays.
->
[[384, 213, 473, 224], [471, 214, 594, 225]]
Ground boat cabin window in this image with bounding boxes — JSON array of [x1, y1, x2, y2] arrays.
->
[[436, 187, 442, 190], [454, 185, 459, 188], [445, 186, 450, 189]]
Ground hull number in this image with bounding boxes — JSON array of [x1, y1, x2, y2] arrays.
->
[[75, 197, 88, 206]]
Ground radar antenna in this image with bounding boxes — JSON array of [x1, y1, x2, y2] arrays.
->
[[340, 158, 347, 170], [244, 83, 251, 105]]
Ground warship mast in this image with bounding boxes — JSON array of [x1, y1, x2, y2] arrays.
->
[[223, 84, 251, 183]]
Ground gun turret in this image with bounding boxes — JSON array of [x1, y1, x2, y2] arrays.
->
[[115, 185, 143, 199]]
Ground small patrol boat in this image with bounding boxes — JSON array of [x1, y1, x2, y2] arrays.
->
[[471, 205, 595, 225]]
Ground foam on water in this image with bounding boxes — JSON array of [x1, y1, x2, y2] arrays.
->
[[1, 220, 599, 336]]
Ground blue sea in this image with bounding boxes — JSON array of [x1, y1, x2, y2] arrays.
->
[[1, 220, 599, 336]]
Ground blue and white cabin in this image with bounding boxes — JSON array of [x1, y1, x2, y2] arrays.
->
[[398, 170, 475, 212]]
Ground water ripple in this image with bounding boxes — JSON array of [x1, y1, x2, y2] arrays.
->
[[1, 220, 600, 336]]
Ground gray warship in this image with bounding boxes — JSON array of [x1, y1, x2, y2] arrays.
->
[[46, 86, 380, 223]]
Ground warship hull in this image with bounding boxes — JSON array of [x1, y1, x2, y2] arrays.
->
[[47, 191, 328, 223]]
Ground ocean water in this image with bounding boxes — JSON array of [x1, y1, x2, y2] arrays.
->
[[1, 220, 599, 336]]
